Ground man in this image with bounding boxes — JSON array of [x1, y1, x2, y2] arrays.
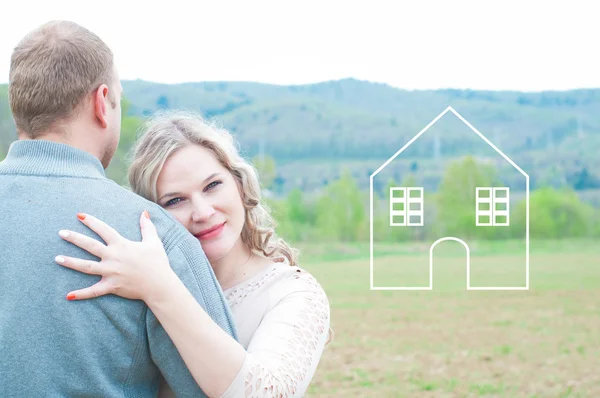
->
[[0, 21, 237, 397]]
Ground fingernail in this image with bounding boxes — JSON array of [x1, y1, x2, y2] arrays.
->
[[77, 213, 86, 221], [143, 210, 150, 220], [66, 293, 76, 301], [55, 256, 65, 263], [59, 230, 69, 238]]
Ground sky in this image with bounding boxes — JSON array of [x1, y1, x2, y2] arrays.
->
[[1, 0, 599, 92]]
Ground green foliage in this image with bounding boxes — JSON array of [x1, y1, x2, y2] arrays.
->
[[272, 158, 600, 244], [436, 156, 500, 239], [0, 84, 16, 157], [287, 188, 313, 225], [513, 187, 596, 239], [105, 98, 143, 185], [266, 188, 316, 242], [314, 169, 366, 242]]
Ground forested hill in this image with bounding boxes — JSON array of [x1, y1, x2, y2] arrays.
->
[[1, 79, 599, 194], [119, 78, 600, 159]]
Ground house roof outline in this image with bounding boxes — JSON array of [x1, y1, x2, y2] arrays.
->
[[369, 106, 530, 291], [370, 106, 529, 179]]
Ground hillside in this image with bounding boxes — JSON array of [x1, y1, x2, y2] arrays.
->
[[1, 79, 600, 195]]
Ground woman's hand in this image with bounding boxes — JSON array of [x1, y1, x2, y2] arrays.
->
[[56, 211, 177, 303]]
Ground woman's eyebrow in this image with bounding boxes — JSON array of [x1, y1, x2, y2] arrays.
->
[[158, 191, 181, 202]]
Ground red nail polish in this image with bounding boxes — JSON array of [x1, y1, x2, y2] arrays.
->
[[77, 213, 86, 221], [67, 293, 76, 300]]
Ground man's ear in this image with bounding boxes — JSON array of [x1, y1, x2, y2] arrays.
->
[[94, 84, 109, 128]]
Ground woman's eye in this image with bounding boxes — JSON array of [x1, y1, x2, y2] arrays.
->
[[164, 197, 182, 207], [206, 180, 222, 191]]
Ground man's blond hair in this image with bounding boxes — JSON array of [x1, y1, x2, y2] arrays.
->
[[9, 20, 115, 138]]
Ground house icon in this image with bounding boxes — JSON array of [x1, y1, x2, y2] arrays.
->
[[369, 106, 530, 291]]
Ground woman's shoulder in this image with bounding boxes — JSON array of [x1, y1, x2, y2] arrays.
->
[[224, 257, 331, 350], [275, 263, 326, 296], [225, 257, 328, 308], [265, 259, 330, 318]]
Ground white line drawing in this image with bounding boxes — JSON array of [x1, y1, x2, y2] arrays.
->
[[476, 187, 510, 226], [370, 106, 529, 291], [389, 187, 423, 226]]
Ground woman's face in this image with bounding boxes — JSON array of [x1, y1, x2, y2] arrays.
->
[[156, 144, 246, 262]]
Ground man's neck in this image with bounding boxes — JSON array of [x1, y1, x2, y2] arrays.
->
[[19, 128, 102, 165], [1, 138, 107, 179]]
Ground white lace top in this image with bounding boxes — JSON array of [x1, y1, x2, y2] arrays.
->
[[159, 260, 331, 397]]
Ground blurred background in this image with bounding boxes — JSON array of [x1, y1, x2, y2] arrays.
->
[[1, 0, 599, 396]]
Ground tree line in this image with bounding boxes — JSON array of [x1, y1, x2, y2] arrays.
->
[[263, 156, 600, 243]]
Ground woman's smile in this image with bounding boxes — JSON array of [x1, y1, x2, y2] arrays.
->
[[195, 222, 226, 240]]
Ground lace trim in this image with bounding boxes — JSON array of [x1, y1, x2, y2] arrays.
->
[[225, 265, 280, 307]]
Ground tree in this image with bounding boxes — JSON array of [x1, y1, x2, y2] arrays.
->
[[436, 156, 499, 239], [0, 85, 16, 160], [513, 187, 595, 239], [568, 167, 600, 190], [105, 97, 143, 185], [315, 170, 366, 241]]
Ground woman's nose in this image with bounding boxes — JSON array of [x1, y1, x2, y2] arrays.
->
[[191, 199, 216, 222]]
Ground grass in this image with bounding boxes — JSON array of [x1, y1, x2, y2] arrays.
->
[[296, 238, 600, 397]]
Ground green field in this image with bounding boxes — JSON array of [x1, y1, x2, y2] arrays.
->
[[298, 239, 600, 397]]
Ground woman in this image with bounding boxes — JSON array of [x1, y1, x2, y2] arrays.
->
[[53, 111, 332, 397]]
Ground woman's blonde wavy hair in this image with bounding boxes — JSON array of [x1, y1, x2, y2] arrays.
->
[[126, 109, 299, 267]]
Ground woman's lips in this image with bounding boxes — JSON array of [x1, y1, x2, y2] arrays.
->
[[196, 222, 225, 240]]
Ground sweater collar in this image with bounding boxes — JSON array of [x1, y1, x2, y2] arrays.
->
[[0, 139, 106, 179]]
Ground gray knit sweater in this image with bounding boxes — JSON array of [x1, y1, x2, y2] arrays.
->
[[0, 140, 237, 397]]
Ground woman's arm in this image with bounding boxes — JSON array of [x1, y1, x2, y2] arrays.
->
[[154, 268, 331, 398], [56, 212, 330, 398], [148, 270, 247, 397]]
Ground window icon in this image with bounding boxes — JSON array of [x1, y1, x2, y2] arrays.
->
[[476, 187, 509, 226], [390, 187, 423, 226]]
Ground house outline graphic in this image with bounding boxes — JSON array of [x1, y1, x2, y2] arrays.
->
[[369, 106, 530, 291]]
